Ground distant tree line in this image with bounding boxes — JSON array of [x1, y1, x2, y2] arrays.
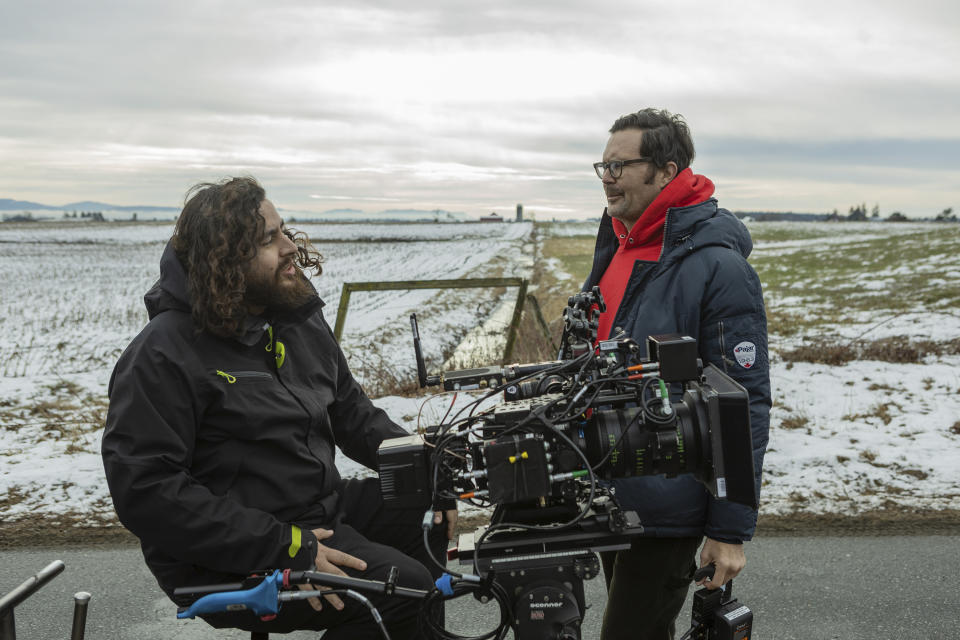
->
[[935, 207, 956, 222], [62, 210, 106, 221], [820, 203, 956, 223]]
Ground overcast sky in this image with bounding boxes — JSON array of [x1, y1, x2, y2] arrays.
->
[[2, 0, 957, 219]]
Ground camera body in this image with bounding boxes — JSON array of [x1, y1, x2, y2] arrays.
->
[[378, 332, 757, 516], [377, 288, 757, 640]]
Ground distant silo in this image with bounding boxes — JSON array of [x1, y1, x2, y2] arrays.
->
[[516, 203, 523, 222]]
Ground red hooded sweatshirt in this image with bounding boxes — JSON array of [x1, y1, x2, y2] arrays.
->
[[596, 168, 715, 341]]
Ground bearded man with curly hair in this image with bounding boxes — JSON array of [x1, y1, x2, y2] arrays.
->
[[102, 177, 454, 639]]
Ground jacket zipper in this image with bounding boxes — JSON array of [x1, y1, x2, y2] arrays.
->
[[215, 370, 273, 384], [614, 213, 672, 332], [717, 321, 739, 373], [659, 209, 672, 259]]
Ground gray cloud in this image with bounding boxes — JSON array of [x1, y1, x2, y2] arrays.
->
[[1, 0, 958, 216]]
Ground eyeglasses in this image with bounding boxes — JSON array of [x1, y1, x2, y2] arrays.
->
[[593, 157, 652, 180]]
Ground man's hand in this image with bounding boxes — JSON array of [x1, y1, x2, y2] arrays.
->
[[697, 538, 745, 590], [299, 527, 368, 612], [433, 509, 458, 540]]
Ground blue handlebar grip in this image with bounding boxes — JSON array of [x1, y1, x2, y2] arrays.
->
[[177, 571, 283, 619], [435, 573, 455, 596]]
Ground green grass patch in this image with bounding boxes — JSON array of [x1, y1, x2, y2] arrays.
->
[[753, 225, 960, 337], [540, 235, 596, 286], [534, 221, 960, 351]]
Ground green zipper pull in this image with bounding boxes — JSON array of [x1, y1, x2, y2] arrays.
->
[[216, 370, 237, 384], [265, 323, 285, 368]]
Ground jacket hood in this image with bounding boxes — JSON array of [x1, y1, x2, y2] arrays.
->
[[664, 198, 753, 260], [144, 240, 192, 320]]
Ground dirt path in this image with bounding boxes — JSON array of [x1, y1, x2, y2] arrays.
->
[[4, 507, 959, 550]]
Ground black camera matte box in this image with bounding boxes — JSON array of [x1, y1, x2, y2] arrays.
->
[[702, 365, 757, 510]]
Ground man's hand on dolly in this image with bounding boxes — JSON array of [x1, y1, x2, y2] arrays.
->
[[434, 509, 458, 540], [298, 527, 368, 611]]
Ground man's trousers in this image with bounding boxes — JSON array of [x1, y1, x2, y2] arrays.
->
[[202, 477, 448, 639], [599, 536, 703, 640]]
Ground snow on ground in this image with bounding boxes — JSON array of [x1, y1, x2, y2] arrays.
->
[[0, 221, 534, 383], [294, 221, 533, 243], [764, 357, 960, 514], [1, 220, 959, 527]]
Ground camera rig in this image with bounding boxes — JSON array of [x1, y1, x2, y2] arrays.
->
[[378, 287, 757, 639]]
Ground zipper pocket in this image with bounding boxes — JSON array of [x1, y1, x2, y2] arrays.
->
[[215, 370, 273, 384], [717, 321, 738, 372]]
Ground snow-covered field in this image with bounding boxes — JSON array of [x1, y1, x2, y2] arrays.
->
[[1, 219, 958, 527], [0, 220, 533, 523]]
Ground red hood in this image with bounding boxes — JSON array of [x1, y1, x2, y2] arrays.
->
[[611, 168, 716, 247]]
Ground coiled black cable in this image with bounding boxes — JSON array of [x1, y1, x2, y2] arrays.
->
[[418, 580, 513, 640]]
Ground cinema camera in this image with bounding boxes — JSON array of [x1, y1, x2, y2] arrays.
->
[[377, 287, 757, 640]]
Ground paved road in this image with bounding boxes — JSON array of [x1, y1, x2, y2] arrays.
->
[[2, 535, 958, 639]]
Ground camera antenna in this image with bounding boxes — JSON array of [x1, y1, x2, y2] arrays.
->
[[410, 313, 440, 388]]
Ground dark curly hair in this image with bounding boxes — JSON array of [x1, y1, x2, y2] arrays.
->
[[172, 176, 323, 337], [609, 108, 695, 175]]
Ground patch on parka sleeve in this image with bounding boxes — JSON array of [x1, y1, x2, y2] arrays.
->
[[702, 313, 769, 376]]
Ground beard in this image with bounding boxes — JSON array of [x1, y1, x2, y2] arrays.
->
[[244, 260, 316, 312]]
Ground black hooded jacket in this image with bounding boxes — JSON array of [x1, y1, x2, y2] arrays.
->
[[583, 200, 771, 542], [101, 242, 406, 597]]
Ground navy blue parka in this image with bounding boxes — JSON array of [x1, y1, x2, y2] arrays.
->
[[583, 200, 771, 542]]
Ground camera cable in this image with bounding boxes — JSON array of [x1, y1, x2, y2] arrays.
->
[[419, 514, 513, 640]]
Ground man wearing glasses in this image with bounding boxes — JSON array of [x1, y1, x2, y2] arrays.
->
[[585, 109, 770, 640]]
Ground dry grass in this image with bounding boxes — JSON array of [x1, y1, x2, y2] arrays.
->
[[782, 336, 960, 365], [0, 381, 107, 445], [779, 414, 810, 430], [843, 401, 901, 426], [0, 485, 27, 511]]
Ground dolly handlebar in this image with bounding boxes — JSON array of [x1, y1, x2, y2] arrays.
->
[[176, 568, 429, 620]]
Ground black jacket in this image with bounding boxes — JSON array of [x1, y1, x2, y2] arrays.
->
[[583, 200, 771, 542], [102, 242, 406, 596]]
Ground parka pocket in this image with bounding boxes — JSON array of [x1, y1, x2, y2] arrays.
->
[[214, 370, 274, 385]]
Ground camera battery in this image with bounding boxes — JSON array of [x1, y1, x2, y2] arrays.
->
[[378, 434, 432, 508], [691, 585, 753, 640], [713, 601, 752, 640]]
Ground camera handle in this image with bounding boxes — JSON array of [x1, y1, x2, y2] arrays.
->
[[692, 562, 732, 597]]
